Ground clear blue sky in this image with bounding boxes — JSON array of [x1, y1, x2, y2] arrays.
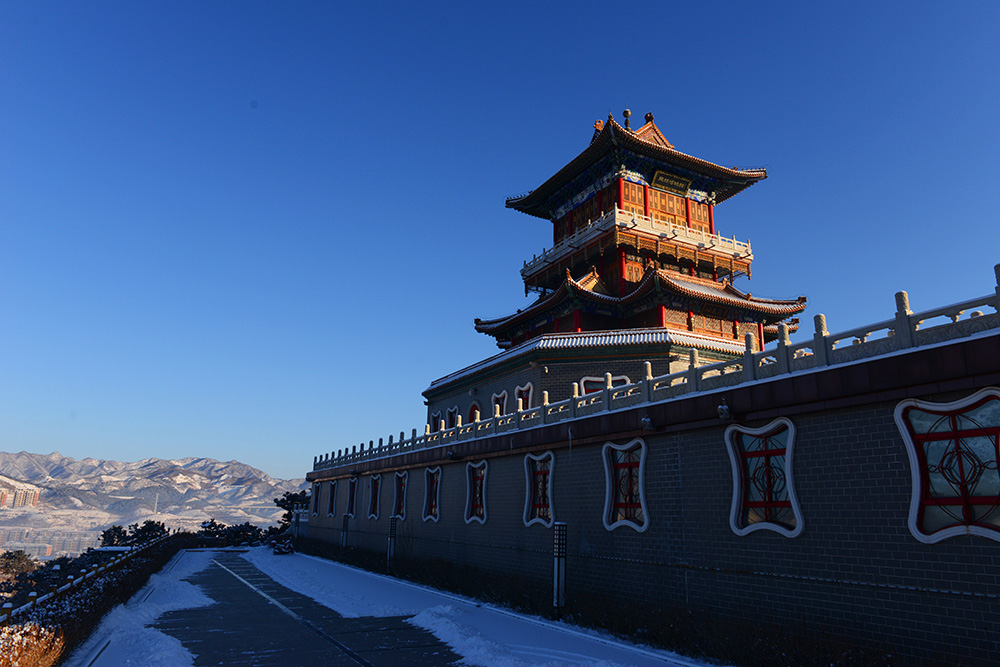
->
[[1, 3, 998, 480]]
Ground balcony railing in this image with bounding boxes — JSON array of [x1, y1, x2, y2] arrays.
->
[[520, 207, 753, 281], [311, 264, 1000, 473]]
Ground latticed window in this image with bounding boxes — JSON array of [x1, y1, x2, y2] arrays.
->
[[368, 475, 380, 519], [312, 483, 321, 515], [465, 461, 487, 524], [392, 472, 407, 520], [724, 418, 803, 537], [327, 480, 337, 516], [516, 383, 533, 410], [524, 452, 554, 527], [895, 388, 1000, 543], [423, 467, 441, 522], [602, 439, 648, 531], [346, 478, 357, 517]]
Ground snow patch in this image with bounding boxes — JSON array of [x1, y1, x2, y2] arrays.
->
[[62, 550, 216, 667]]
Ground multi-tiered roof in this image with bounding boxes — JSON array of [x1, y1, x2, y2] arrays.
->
[[476, 111, 805, 352]]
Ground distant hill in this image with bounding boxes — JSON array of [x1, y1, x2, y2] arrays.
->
[[0, 451, 307, 533]]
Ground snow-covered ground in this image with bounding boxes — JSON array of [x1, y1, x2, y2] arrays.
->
[[65, 547, 717, 667], [63, 550, 215, 667]]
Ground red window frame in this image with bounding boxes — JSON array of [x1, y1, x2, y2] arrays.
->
[[524, 452, 554, 526], [897, 390, 1000, 542], [424, 467, 441, 521], [609, 445, 642, 524], [392, 472, 407, 519], [346, 478, 357, 517], [724, 418, 802, 537], [368, 475, 380, 519], [466, 461, 487, 524]]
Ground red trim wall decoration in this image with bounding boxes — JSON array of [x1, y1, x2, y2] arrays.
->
[[895, 388, 1000, 543], [724, 418, 803, 537]]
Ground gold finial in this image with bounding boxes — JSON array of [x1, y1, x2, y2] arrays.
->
[[623, 108, 631, 130]]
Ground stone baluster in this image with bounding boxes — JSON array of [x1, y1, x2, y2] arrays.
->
[[776, 323, 790, 374], [894, 291, 915, 349], [743, 333, 757, 382], [602, 373, 612, 410], [688, 349, 700, 392], [570, 382, 579, 418], [642, 361, 653, 402]]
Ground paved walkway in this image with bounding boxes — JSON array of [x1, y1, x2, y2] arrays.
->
[[152, 552, 460, 666]]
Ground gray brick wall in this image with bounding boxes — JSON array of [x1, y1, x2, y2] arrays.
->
[[309, 381, 1000, 665]]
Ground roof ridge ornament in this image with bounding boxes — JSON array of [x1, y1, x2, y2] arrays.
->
[[623, 108, 631, 130]]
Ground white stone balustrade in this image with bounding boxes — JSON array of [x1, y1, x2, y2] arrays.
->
[[520, 207, 753, 281], [312, 265, 1000, 472]]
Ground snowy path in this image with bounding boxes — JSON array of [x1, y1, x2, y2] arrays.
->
[[243, 548, 710, 667], [65, 547, 714, 666]]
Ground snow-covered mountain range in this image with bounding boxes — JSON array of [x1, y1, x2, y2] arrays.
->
[[0, 451, 307, 532]]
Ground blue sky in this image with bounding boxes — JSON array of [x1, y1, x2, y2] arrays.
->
[[1, 3, 998, 480]]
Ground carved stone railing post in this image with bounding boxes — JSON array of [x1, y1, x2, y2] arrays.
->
[[894, 290, 915, 349], [602, 373, 612, 411], [776, 323, 790, 374], [642, 361, 652, 402], [516, 398, 523, 428], [570, 382, 579, 418], [740, 333, 755, 382], [688, 349, 700, 392], [813, 314, 829, 366]]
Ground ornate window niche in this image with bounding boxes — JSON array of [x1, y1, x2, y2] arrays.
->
[[523, 451, 554, 527], [346, 478, 357, 518], [602, 439, 648, 532], [582, 375, 630, 395], [515, 383, 534, 410], [468, 402, 481, 424], [392, 472, 407, 520], [311, 482, 321, 515], [465, 461, 488, 525], [446, 406, 459, 429], [368, 475, 381, 520], [327, 480, 337, 517], [895, 388, 1000, 544], [492, 391, 508, 417], [724, 418, 803, 537], [430, 411, 442, 432], [423, 467, 441, 522]]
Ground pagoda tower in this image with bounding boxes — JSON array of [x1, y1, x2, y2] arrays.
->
[[424, 110, 806, 425]]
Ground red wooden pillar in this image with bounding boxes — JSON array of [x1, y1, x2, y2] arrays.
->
[[688, 310, 695, 331], [660, 305, 667, 328], [758, 322, 766, 351], [617, 179, 624, 211], [642, 184, 649, 217], [684, 197, 692, 229], [732, 320, 739, 340], [573, 309, 581, 332], [708, 203, 715, 235]]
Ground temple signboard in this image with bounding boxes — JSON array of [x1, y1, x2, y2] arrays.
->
[[651, 170, 691, 195]]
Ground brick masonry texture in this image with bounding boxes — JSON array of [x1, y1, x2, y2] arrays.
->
[[308, 334, 1000, 665]]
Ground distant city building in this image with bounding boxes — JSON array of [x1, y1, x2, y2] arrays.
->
[[12, 488, 39, 508], [4, 542, 53, 559]]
